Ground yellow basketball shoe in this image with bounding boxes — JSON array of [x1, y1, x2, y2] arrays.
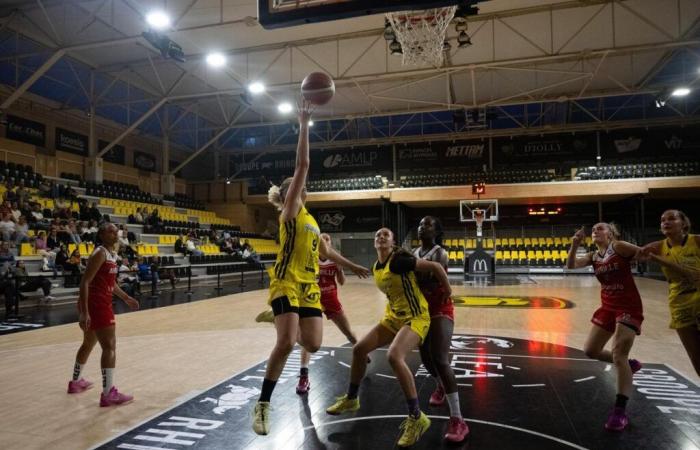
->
[[326, 394, 360, 415], [252, 401, 271, 435], [397, 411, 431, 447]]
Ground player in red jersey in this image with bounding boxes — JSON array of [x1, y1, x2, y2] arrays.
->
[[567, 223, 644, 431], [67, 222, 139, 407], [413, 216, 468, 442], [296, 233, 362, 394]]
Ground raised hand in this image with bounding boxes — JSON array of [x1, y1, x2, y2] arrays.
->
[[297, 98, 313, 124], [350, 263, 370, 279], [572, 226, 586, 247]]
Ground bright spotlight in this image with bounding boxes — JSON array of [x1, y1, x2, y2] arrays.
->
[[278, 102, 293, 114], [146, 11, 171, 30], [206, 52, 226, 68], [671, 87, 691, 97], [248, 82, 265, 94], [308, 120, 314, 126]]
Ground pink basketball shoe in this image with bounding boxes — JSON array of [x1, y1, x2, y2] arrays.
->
[[67, 378, 94, 394], [100, 386, 134, 407]]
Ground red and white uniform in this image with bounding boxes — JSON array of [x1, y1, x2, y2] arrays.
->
[[591, 243, 644, 334], [77, 246, 119, 330], [413, 245, 454, 320], [319, 258, 343, 319]]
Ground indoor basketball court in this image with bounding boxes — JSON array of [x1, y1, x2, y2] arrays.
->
[[0, 0, 699, 449]]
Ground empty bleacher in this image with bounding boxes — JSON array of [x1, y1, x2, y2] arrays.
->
[[307, 176, 384, 192], [574, 161, 699, 180]]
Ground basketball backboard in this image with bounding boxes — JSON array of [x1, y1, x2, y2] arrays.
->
[[459, 199, 498, 223], [257, 0, 481, 29]]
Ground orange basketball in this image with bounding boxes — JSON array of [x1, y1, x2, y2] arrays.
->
[[301, 72, 335, 105]]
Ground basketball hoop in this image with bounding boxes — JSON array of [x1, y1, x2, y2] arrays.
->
[[386, 6, 457, 67], [473, 208, 485, 237]]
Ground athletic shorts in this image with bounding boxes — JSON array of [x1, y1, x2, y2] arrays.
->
[[268, 278, 321, 318], [669, 293, 700, 329], [427, 296, 455, 320], [78, 299, 115, 330], [380, 312, 431, 343], [591, 307, 643, 335], [321, 289, 343, 320]]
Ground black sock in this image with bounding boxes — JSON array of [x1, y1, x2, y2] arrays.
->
[[259, 378, 277, 403], [300, 367, 309, 377], [406, 398, 420, 418], [347, 383, 360, 399], [615, 394, 629, 409]]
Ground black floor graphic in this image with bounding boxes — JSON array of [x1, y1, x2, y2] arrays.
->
[[459, 275, 536, 286], [94, 335, 700, 450]]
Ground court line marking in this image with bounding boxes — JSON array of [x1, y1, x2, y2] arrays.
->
[[605, 364, 612, 371], [506, 365, 521, 370], [338, 361, 351, 368], [574, 376, 595, 383], [376, 373, 397, 379], [513, 383, 546, 387], [302, 414, 590, 450], [88, 357, 270, 450], [457, 383, 472, 387], [333, 346, 600, 362]]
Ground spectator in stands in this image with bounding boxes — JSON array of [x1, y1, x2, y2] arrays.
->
[[65, 185, 77, 201], [78, 199, 90, 221], [0, 200, 11, 217], [174, 234, 185, 254], [68, 221, 82, 244], [136, 256, 160, 284], [3, 180, 17, 203], [118, 257, 140, 297], [1, 262, 17, 317], [133, 208, 144, 224], [220, 238, 234, 254], [47, 228, 61, 250], [0, 213, 16, 242], [0, 242, 15, 265], [10, 201, 21, 222], [82, 220, 98, 242], [63, 248, 84, 288], [37, 179, 52, 197], [89, 202, 101, 223], [186, 238, 203, 257], [117, 225, 129, 248], [14, 260, 54, 302], [15, 216, 29, 244], [15, 181, 29, 208]]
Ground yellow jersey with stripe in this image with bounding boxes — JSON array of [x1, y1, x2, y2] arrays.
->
[[273, 206, 320, 284], [660, 234, 700, 308], [373, 251, 429, 319]]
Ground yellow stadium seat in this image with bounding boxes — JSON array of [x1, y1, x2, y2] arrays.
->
[[68, 243, 77, 254], [20, 243, 35, 256]]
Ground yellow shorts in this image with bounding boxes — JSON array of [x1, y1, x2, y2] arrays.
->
[[380, 313, 431, 343], [669, 294, 700, 329], [268, 278, 321, 312]]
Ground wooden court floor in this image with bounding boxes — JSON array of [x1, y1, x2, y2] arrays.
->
[[0, 275, 695, 450]]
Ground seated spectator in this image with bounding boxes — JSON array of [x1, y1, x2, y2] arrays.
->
[[79, 199, 90, 221], [67, 220, 82, 244], [15, 181, 29, 208], [47, 228, 61, 250], [186, 238, 203, 257], [117, 225, 130, 248], [3, 181, 17, 203], [14, 260, 54, 302], [0, 213, 16, 242], [118, 257, 140, 297], [15, 216, 29, 244], [62, 248, 83, 288], [174, 234, 185, 254], [82, 220, 98, 242], [37, 179, 52, 197], [89, 202, 101, 222], [0, 242, 15, 265], [10, 201, 21, 222], [136, 256, 160, 284], [134, 208, 144, 224]]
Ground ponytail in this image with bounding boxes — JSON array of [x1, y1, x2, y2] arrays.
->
[[268, 185, 283, 211]]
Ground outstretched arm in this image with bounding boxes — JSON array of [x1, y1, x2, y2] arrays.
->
[[319, 237, 369, 278], [280, 101, 312, 222], [566, 226, 592, 269]]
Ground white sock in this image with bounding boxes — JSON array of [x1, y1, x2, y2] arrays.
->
[[446, 392, 462, 419], [102, 368, 114, 395], [72, 362, 84, 381]]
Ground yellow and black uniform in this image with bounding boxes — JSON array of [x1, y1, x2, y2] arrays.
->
[[660, 234, 700, 329], [373, 251, 431, 342], [268, 206, 322, 317]]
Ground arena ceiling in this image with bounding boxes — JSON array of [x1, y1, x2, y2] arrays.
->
[[0, 0, 699, 175]]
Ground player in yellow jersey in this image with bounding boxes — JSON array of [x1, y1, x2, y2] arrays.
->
[[252, 101, 369, 436], [642, 210, 700, 375], [326, 227, 452, 447]]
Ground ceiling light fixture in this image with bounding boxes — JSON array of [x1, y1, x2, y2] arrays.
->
[[278, 102, 293, 114], [671, 87, 691, 97], [205, 52, 226, 68], [248, 82, 265, 94], [146, 11, 171, 30]]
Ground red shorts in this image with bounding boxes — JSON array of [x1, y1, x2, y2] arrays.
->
[[78, 298, 115, 330], [320, 289, 343, 320], [591, 307, 643, 335], [424, 290, 454, 320]]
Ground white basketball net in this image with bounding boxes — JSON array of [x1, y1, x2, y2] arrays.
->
[[386, 6, 457, 67]]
